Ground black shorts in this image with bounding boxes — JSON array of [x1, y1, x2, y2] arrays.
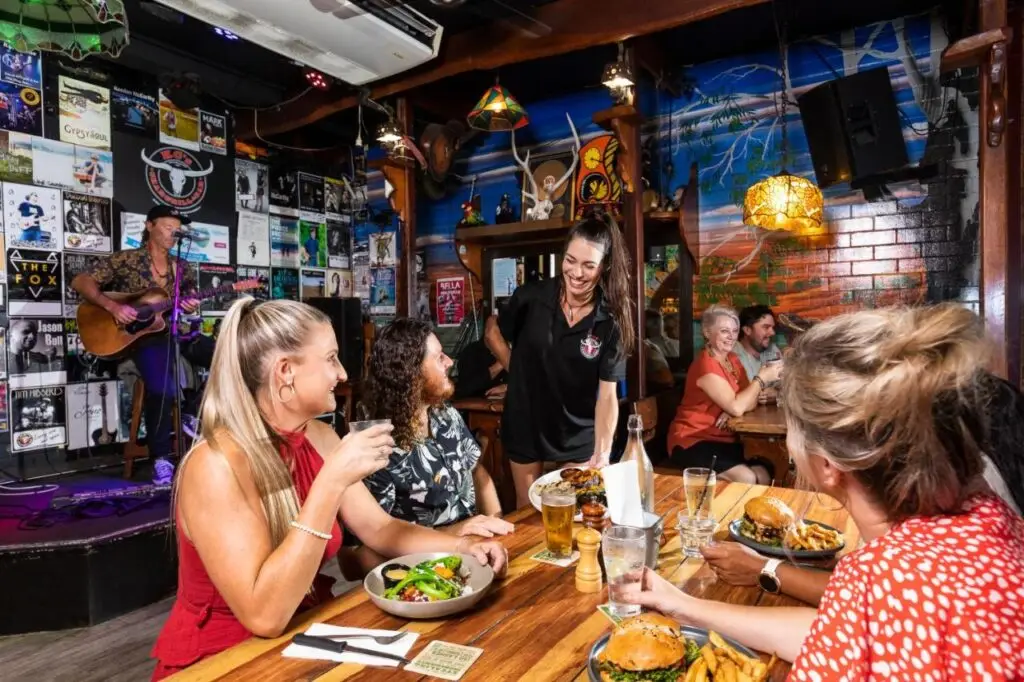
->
[[506, 449, 590, 466], [670, 441, 775, 480]]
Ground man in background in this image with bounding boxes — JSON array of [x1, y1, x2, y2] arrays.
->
[[735, 304, 782, 381]]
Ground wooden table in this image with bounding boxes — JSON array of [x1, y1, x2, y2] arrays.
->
[[727, 404, 791, 485], [169, 477, 858, 682], [452, 396, 517, 513]]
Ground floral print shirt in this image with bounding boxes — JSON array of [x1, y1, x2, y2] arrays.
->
[[363, 404, 482, 528], [89, 247, 197, 296]]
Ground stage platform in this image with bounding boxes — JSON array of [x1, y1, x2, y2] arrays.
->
[[0, 473, 177, 635]]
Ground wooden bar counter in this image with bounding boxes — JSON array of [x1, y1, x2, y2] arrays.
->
[[167, 477, 858, 682], [728, 404, 791, 485]]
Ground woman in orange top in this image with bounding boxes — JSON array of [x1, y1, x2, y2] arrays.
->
[[666, 305, 780, 482]]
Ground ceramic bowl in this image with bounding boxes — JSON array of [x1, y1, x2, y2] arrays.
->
[[363, 552, 494, 620]]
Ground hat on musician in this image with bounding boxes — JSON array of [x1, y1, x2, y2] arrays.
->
[[146, 205, 191, 225]]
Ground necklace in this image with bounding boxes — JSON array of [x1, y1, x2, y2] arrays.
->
[[562, 291, 593, 324]]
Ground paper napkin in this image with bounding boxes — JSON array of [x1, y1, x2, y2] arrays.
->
[[603, 460, 645, 527], [281, 623, 418, 666]]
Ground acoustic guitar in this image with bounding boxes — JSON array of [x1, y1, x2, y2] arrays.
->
[[76, 278, 264, 358], [91, 383, 118, 446]]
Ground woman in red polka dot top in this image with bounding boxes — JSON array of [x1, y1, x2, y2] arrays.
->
[[625, 304, 1024, 680]]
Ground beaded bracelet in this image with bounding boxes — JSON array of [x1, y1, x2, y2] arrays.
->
[[753, 376, 766, 390], [290, 520, 332, 540]]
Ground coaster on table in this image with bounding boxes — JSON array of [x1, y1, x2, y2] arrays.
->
[[530, 548, 580, 567], [404, 640, 484, 680]]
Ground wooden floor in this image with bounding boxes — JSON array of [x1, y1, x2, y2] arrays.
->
[[0, 563, 358, 682]]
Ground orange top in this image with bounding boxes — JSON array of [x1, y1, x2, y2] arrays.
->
[[667, 350, 749, 452]]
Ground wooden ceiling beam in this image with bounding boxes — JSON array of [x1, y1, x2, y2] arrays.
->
[[235, 0, 766, 139]]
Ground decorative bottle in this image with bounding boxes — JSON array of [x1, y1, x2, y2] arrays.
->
[[620, 413, 654, 513]]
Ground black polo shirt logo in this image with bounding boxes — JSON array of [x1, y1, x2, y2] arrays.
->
[[580, 332, 601, 360]]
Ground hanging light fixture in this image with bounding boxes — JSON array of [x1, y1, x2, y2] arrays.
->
[[602, 43, 634, 106], [467, 79, 529, 132], [0, 0, 129, 60], [742, 2, 823, 234], [377, 118, 402, 146]]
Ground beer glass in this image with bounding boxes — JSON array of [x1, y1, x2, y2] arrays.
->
[[541, 489, 576, 558]]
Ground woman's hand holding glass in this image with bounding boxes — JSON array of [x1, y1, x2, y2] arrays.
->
[[325, 423, 395, 487], [618, 566, 698, 622]]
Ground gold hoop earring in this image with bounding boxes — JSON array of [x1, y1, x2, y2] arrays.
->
[[277, 382, 296, 403]]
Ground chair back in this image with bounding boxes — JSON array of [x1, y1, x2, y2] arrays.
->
[[633, 396, 658, 443]]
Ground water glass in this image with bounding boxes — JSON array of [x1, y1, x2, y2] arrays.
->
[[683, 467, 716, 519], [348, 419, 391, 433], [603, 525, 647, 618], [677, 511, 716, 559], [541, 489, 576, 558]]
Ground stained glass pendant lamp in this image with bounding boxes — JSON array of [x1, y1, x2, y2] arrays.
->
[[0, 0, 129, 60], [467, 81, 528, 132]]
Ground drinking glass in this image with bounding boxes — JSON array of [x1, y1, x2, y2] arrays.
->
[[348, 419, 391, 433], [602, 525, 647, 618], [541, 489, 576, 558], [677, 511, 716, 559], [683, 468, 716, 519]]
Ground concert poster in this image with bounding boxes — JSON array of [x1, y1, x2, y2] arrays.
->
[[352, 264, 371, 299], [370, 267, 396, 315], [111, 86, 158, 137], [0, 46, 41, 89], [72, 146, 114, 198], [3, 182, 62, 250], [270, 213, 299, 268], [63, 252, 108, 317], [58, 76, 111, 151], [326, 269, 353, 298], [0, 382, 7, 433], [236, 265, 270, 300], [199, 111, 227, 156], [237, 210, 270, 267], [436, 276, 465, 328], [120, 211, 145, 249], [270, 267, 298, 301], [63, 192, 112, 253], [7, 317, 65, 388], [198, 263, 237, 315], [31, 138, 76, 190], [177, 221, 230, 265], [370, 231, 396, 267], [324, 176, 349, 216], [66, 380, 125, 450], [0, 131, 33, 184], [11, 385, 67, 452], [300, 269, 325, 301], [269, 168, 298, 213], [235, 159, 268, 213], [158, 89, 200, 151], [7, 248, 63, 316], [299, 215, 327, 268], [298, 173, 324, 213], [326, 216, 351, 269], [0, 81, 42, 137], [65, 318, 116, 383], [351, 227, 370, 267]]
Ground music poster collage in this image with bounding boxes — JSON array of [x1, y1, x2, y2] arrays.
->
[[0, 49, 405, 469]]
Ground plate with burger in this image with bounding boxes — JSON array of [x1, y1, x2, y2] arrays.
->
[[590, 613, 774, 681], [729, 496, 845, 559]]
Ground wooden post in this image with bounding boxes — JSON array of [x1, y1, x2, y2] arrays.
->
[[383, 97, 417, 317], [593, 47, 646, 400]]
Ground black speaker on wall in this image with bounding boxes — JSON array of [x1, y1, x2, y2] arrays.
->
[[306, 297, 364, 382], [796, 67, 909, 190]]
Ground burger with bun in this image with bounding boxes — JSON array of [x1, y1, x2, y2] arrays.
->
[[738, 496, 795, 547], [596, 613, 699, 681]]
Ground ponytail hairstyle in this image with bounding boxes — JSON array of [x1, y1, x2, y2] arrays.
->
[[177, 296, 331, 551], [562, 211, 635, 359], [780, 304, 990, 522]]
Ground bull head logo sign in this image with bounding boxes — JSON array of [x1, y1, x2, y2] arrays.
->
[[141, 147, 214, 214]]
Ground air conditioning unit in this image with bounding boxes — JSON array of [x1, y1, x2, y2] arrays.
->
[[153, 0, 443, 85]]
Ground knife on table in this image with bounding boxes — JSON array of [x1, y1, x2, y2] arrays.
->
[[291, 634, 410, 664]]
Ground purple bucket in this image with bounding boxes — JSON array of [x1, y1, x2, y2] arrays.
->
[[0, 483, 59, 514]]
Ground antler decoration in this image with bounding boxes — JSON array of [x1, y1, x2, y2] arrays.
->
[[510, 113, 582, 221]]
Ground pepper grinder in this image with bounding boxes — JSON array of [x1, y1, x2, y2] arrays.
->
[[575, 526, 602, 593]]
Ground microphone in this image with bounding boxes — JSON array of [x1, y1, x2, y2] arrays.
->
[[172, 229, 194, 240]]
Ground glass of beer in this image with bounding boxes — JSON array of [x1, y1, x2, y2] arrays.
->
[[541, 489, 576, 558]]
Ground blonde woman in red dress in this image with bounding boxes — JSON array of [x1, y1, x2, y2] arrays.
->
[[624, 304, 1024, 680], [150, 299, 508, 679]]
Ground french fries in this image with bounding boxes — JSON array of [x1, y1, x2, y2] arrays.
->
[[687, 632, 775, 682], [784, 521, 843, 552]]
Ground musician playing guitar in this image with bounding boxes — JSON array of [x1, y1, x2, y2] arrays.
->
[[71, 205, 214, 486]]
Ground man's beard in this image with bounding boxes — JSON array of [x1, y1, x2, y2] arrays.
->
[[421, 372, 454, 406]]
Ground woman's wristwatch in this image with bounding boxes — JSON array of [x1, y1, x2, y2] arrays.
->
[[758, 558, 783, 594]]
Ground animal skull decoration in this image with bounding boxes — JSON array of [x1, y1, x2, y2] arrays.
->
[[511, 113, 581, 221], [140, 149, 214, 196]]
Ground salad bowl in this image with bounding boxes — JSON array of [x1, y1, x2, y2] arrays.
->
[[364, 552, 494, 619]]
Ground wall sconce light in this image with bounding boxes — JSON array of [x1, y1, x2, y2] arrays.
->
[[376, 119, 402, 146], [602, 43, 634, 106]]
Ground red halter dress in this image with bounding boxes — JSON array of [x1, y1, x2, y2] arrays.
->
[[150, 431, 343, 680]]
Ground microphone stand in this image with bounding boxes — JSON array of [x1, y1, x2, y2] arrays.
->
[[169, 234, 188, 462]]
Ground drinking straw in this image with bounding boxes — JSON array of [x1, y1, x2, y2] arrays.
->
[[695, 455, 717, 513]]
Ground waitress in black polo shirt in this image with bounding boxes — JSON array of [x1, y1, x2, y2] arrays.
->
[[484, 213, 636, 507]]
